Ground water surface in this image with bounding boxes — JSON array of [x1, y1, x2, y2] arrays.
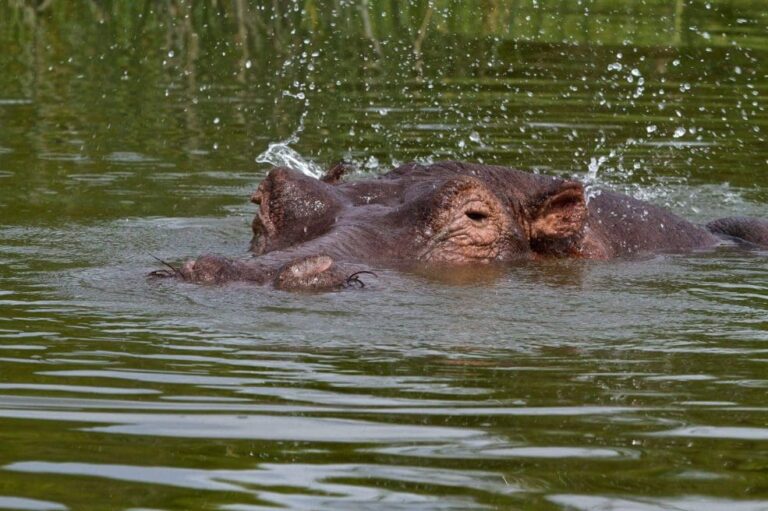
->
[[0, 1, 767, 509]]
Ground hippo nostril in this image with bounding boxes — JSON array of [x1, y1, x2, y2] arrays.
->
[[179, 259, 197, 280], [466, 210, 489, 222], [284, 255, 334, 277], [182, 255, 240, 284], [274, 255, 349, 291]]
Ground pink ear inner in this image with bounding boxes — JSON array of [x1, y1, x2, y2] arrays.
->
[[529, 183, 587, 255]]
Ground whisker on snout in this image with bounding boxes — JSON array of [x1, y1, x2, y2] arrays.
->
[[148, 254, 182, 278], [344, 270, 378, 289]]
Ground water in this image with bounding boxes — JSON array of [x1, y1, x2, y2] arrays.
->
[[1, 1, 767, 509], [256, 142, 324, 179]]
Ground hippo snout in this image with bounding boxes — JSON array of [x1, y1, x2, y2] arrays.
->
[[179, 254, 240, 284], [273, 255, 348, 291]]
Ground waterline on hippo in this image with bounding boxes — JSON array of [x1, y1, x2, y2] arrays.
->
[[151, 161, 768, 291]]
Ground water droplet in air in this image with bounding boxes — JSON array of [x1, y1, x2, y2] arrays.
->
[[673, 127, 686, 138], [646, 125, 657, 134], [365, 156, 379, 170]]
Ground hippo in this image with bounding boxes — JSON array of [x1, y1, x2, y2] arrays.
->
[[153, 161, 768, 291]]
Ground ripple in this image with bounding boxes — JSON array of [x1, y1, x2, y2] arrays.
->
[[648, 426, 768, 440], [645, 374, 717, 382], [677, 401, 738, 407], [66, 173, 130, 185], [672, 470, 729, 481], [231, 385, 499, 407], [0, 344, 46, 350], [473, 446, 636, 459], [104, 151, 158, 164], [6, 461, 521, 509], [642, 140, 715, 147], [38, 153, 89, 162], [0, 409, 486, 442], [0, 384, 159, 395], [526, 121, 622, 130], [368, 444, 638, 460], [548, 495, 768, 511], [41, 369, 265, 386], [0, 496, 66, 511]]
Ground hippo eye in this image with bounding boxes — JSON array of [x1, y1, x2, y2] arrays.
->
[[465, 210, 489, 222]]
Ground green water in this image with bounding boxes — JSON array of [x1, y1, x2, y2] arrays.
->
[[1, 1, 767, 509]]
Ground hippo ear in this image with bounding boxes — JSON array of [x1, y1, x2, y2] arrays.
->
[[321, 161, 353, 184], [528, 181, 588, 256]]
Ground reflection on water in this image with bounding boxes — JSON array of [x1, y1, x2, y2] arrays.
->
[[1, 221, 767, 508], [1, 0, 767, 509], [8, 461, 522, 510], [2, 209, 768, 510], [548, 495, 768, 511]]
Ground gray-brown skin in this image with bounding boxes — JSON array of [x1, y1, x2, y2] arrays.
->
[[167, 161, 768, 291]]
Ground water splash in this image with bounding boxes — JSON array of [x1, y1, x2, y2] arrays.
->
[[586, 155, 608, 183], [255, 143, 323, 179], [584, 154, 609, 202], [255, 112, 323, 179]]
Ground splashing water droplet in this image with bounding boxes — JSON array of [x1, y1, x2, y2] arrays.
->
[[365, 156, 380, 170], [585, 155, 608, 203], [673, 127, 686, 138], [646, 125, 658, 134], [587, 155, 608, 182], [255, 144, 323, 179]]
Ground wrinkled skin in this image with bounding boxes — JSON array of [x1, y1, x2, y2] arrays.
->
[[159, 161, 768, 291]]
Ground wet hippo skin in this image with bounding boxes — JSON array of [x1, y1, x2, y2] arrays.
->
[[154, 161, 768, 291]]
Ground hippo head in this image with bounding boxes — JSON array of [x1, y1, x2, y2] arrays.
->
[[173, 161, 589, 291]]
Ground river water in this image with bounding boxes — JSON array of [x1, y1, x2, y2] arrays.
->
[[1, 1, 767, 510]]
